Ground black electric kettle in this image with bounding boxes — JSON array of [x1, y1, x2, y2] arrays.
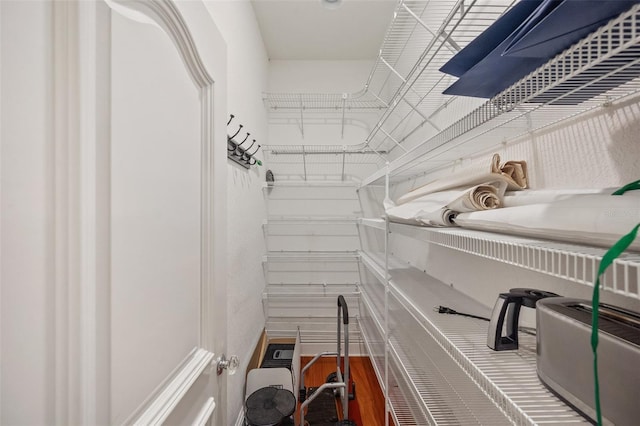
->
[[487, 288, 559, 351]]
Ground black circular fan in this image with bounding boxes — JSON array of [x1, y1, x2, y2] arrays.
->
[[245, 387, 295, 426]]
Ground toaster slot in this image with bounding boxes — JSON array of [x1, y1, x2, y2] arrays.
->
[[548, 302, 640, 347]]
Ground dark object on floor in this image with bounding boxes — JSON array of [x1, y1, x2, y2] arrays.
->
[[303, 387, 339, 426], [261, 343, 295, 370], [300, 296, 353, 425], [245, 387, 296, 426]]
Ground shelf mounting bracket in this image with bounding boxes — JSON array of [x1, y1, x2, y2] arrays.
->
[[341, 93, 347, 139], [402, 2, 460, 53], [379, 126, 408, 153], [299, 94, 305, 138]]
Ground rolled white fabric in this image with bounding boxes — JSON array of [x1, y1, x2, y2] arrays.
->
[[455, 193, 640, 251], [397, 153, 527, 205], [386, 181, 507, 227]]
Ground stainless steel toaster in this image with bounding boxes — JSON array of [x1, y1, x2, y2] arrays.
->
[[536, 297, 640, 425]]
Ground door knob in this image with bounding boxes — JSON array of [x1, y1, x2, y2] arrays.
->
[[216, 354, 239, 376]]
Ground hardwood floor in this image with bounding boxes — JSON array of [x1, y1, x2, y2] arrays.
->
[[298, 356, 391, 426]]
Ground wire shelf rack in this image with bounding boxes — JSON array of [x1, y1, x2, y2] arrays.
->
[[389, 223, 640, 300], [363, 0, 514, 152], [263, 1, 640, 186], [359, 251, 591, 425], [262, 144, 388, 182], [360, 289, 432, 425], [361, 3, 640, 185], [263, 92, 387, 112]]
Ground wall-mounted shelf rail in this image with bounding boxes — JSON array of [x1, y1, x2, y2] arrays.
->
[[265, 217, 358, 224], [262, 92, 387, 141], [262, 145, 387, 182], [357, 218, 386, 230], [263, 92, 387, 112], [263, 252, 360, 263]]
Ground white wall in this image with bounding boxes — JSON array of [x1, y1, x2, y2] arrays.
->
[[1, 2, 55, 423], [269, 59, 372, 93], [202, 1, 270, 420], [268, 59, 379, 147]]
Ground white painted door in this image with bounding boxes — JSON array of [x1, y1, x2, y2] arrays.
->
[[1, 0, 229, 424]]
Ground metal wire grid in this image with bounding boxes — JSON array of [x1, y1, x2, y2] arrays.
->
[[262, 92, 387, 112], [264, 2, 640, 184], [262, 1, 515, 156], [365, 0, 516, 153], [360, 288, 431, 425], [386, 271, 589, 425], [263, 252, 361, 286], [364, 258, 592, 425], [359, 251, 513, 424], [387, 293, 514, 425], [263, 144, 387, 181], [361, 307, 426, 426], [359, 268, 514, 425], [264, 290, 360, 317], [363, 4, 640, 185], [265, 316, 362, 346], [358, 251, 594, 424], [390, 224, 640, 300], [357, 217, 387, 230]]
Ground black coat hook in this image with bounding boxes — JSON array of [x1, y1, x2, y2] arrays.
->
[[238, 139, 255, 159], [244, 138, 257, 151], [226, 115, 260, 169], [247, 144, 261, 156], [239, 132, 251, 146], [230, 124, 243, 140]]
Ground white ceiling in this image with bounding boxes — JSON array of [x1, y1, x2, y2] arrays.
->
[[251, 0, 397, 60]]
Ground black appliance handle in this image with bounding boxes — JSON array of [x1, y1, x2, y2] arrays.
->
[[509, 288, 559, 308], [337, 295, 349, 325]]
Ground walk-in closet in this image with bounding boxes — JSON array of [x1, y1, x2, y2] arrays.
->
[[2, 0, 639, 425]]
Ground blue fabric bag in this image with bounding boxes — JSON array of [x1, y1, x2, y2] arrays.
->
[[439, 0, 543, 77], [503, 0, 639, 58], [441, 0, 639, 99]]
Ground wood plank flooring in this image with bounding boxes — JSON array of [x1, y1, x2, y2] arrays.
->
[[299, 356, 392, 426]]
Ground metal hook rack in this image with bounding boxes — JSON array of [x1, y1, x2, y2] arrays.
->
[[227, 114, 262, 169]]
